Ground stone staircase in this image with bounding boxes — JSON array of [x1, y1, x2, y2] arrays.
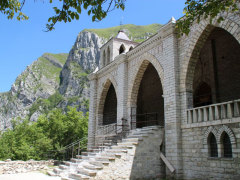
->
[[48, 125, 164, 180]]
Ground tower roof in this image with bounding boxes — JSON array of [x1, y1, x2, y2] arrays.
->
[[115, 30, 130, 41]]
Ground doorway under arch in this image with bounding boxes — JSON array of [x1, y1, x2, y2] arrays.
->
[[102, 84, 117, 125], [189, 27, 240, 108], [135, 63, 164, 128]]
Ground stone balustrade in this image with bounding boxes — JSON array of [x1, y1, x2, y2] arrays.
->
[[96, 123, 117, 136], [187, 99, 240, 124]]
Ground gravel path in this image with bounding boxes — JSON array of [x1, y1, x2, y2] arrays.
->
[[0, 172, 61, 180]]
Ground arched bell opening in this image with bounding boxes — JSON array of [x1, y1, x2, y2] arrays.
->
[[119, 44, 125, 54]]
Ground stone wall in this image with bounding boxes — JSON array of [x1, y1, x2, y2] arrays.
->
[[93, 128, 165, 180], [181, 123, 240, 180], [0, 160, 54, 174]]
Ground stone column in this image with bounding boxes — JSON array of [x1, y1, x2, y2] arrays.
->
[[87, 73, 97, 150], [116, 54, 128, 129], [161, 20, 183, 179]]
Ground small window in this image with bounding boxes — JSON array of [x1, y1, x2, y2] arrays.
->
[[119, 44, 125, 54], [107, 47, 110, 64], [103, 51, 106, 66], [208, 133, 218, 157], [222, 132, 232, 158], [129, 46, 133, 51]]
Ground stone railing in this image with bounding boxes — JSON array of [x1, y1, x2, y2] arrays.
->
[[96, 123, 117, 136], [187, 99, 240, 124]]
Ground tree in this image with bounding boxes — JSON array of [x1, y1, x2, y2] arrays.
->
[[176, 0, 239, 35], [0, 0, 126, 31], [1, 1, 239, 33]]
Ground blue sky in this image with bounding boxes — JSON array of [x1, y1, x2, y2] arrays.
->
[[0, 0, 186, 92]]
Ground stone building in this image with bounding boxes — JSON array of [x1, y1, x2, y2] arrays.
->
[[87, 9, 240, 180]]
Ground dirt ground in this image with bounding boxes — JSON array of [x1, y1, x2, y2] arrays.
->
[[0, 172, 61, 180]]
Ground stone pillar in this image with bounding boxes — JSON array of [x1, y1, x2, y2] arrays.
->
[[87, 73, 97, 150], [161, 21, 183, 179], [116, 55, 128, 129]]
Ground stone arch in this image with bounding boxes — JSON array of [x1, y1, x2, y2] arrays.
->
[[129, 46, 133, 51], [119, 44, 126, 54], [203, 126, 218, 145], [128, 53, 164, 107], [97, 77, 118, 125], [217, 125, 236, 145], [181, 17, 240, 93]]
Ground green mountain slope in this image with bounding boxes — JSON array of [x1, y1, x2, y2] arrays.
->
[[84, 24, 162, 42]]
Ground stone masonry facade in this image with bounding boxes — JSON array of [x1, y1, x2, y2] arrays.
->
[[88, 8, 240, 180]]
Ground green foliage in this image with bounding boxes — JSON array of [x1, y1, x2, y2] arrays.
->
[[44, 53, 68, 65], [0, 0, 28, 21], [176, 0, 239, 35], [46, 0, 126, 31], [85, 24, 162, 42], [1, 1, 125, 31], [29, 91, 64, 117], [0, 107, 88, 161]]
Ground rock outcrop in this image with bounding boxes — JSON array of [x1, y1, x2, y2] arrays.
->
[[0, 24, 162, 131]]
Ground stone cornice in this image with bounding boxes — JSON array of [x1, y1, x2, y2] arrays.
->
[[88, 73, 97, 81]]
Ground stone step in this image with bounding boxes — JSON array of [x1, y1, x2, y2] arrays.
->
[[117, 141, 139, 146], [111, 145, 134, 150], [122, 137, 143, 142], [71, 158, 82, 163], [59, 165, 69, 170], [77, 168, 97, 177], [61, 177, 75, 180], [69, 173, 90, 180], [128, 135, 145, 138], [106, 149, 128, 153], [88, 160, 110, 166], [53, 168, 62, 175], [47, 170, 57, 176], [100, 152, 122, 158], [94, 156, 115, 162], [83, 163, 103, 170]]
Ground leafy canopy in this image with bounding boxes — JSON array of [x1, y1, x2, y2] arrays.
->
[[0, 0, 126, 31], [0, 107, 88, 160], [176, 0, 239, 35], [1, 1, 239, 34]]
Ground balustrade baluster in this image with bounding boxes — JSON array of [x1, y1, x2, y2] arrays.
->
[[214, 105, 220, 120], [234, 101, 240, 117], [203, 107, 208, 121], [227, 103, 234, 118], [198, 108, 203, 122], [193, 109, 197, 123], [187, 110, 193, 124], [209, 107, 214, 121]]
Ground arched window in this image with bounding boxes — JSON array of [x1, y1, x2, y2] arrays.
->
[[119, 44, 125, 54], [221, 132, 232, 158], [103, 50, 106, 66], [107, 47, 110, 64], [193, 82, 212, 107], [208, 133, 218, 157], [129, 46, 133, 51]]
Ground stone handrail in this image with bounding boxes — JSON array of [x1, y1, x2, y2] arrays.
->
[[96, 123, 117, 136], [187, 99, 240, 124]]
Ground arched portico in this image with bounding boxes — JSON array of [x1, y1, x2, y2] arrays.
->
[[97, 78, 118, 126], [182, 17, 240, 109], [128, 54, 164, 128]]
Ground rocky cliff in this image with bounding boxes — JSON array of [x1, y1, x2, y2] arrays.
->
[[0, 24, 162, 131], [0, 53, 68, 129]]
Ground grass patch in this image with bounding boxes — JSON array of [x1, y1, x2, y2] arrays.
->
[[84, 23, 162, 42]]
